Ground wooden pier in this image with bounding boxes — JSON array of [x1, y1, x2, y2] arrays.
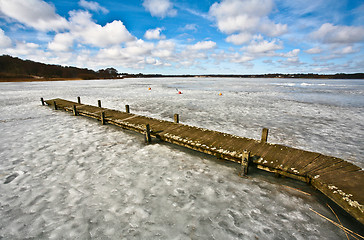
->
[[43, 98, 364, 225]]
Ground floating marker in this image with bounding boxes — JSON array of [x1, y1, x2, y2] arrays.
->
[[219, 93, 222, 96], [178, 91, 182, 94], [148, 87, 151, 91]]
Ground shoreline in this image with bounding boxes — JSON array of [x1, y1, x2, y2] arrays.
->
[[0, 78, 125, 83], [0, 78, 83, 83], [1, 75, 364, 83]]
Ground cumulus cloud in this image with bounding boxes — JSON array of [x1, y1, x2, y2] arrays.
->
[[281, 49, 300, 58], [0, 0, 69, 31], [46, 10, 135, 52], [68, 11, 134, 47], [78, 0, 109, 14], [95, 39, 156, 68], [48, 33, 74, 52], [152, 40, 175, 58], [209, 0, 287, 44], [242, 39, 283, 54], [144, 28, 165, 40], [311, 23, 364, 44], [305, 47, 322, 54], [336, 46, 358, 54], [0, 28, 12, 48], [142, 0, 177, 18], [187, 41, 216, 51], [259, 18, 288, 37], [226, 33, 252, 45], [4, 41, 43, 57]]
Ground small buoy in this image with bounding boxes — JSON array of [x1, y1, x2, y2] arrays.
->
[[148, 87, 151, 91], [219, 93, 222, 96], [178, 91, 182, 94]]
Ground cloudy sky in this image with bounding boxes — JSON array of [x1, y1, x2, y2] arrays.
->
[[0, 0, 363, 74]]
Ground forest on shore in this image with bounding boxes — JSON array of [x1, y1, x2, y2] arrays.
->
[[1, 55, 363, 82]]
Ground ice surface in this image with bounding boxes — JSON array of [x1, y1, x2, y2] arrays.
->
[[1, 78, 363, 239]]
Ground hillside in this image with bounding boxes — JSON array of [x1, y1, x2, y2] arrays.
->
[[0, 55, 119, 81]]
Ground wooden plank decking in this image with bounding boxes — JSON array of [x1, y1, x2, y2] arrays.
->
[[44, 98, 364, 225]]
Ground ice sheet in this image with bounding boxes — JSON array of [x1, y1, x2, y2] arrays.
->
[[1, 78, 363, 239]]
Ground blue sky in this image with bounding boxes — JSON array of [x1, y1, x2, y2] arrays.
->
[[0, 0, 363, 74]]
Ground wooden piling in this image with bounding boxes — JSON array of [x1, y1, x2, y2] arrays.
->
[[261, 128, 269, 143], [53, 101, 58, 110], [41, 97, 45, 106], [125, 105, 130, 113], [174, 114, 179, 123], [73, 105, 78, 116], [145, 124, 151, 143], [77, 96, 81, 104], [101, 111, 106, 125], [240, 150, 251, 176], [98, 100, 102, 108]]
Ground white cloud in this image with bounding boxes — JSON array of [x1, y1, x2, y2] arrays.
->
[[4, 41, 44, 57], [282, 49, 300, 57], [0, 28, 12, 48], [313, 46, 359, 61], [68, 11, 134, 47], [209, 0, 287, 44], [259, 18, 288, 37], [180, 24, 198, 32], [311, 23, 364, 44], [242, 39, 283, 54], [48, 33, 74, 52], [46, 10, 135, 52], [336, 46, 358, 54], [144, 28, 165, 40], [0, 0, 69, 31], [278, 56, 303, 67], [232, 55, 254, 63], [78, 0, 109, 14], [96, 39, 156, 68], [187, 41, 216, 51], [142, 0, 177, 18], [124, 39, 154, 56], [152, 40, 175, 58], [226, 32, 252, 45], [305, 47, 322, 54]]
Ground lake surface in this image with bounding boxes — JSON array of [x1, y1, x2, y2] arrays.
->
[[1, 78, 363, 239]]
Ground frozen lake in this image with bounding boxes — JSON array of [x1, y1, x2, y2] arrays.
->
[[1, 78, 363, 239]]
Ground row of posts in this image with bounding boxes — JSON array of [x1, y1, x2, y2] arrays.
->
[[45, 97, 180, 144], [43, 97, 269, 175]]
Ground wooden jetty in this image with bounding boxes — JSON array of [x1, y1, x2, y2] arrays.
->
[[43, 98, 364, 225]]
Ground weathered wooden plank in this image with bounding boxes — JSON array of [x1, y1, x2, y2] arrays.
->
[[312, 177, 364, 226]]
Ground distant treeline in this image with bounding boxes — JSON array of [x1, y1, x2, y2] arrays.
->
[[1, 55, 363, 81], [0, 55, 119, 80], [124, 73, 364, 79]]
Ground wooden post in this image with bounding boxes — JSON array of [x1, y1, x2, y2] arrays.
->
[[53, 101, 58, 110], [101, 112, 106, 125], [240, 150, 251, 176], [125, 105, 130, 113], [145, 124, 151, 143], [174, 114, 179, 123], [261, 128, 269, 143], [41, 97, 45, 106], [73, 105, 78, 116], [98, 100, 102, 108], [77, 96, 81, 104]]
